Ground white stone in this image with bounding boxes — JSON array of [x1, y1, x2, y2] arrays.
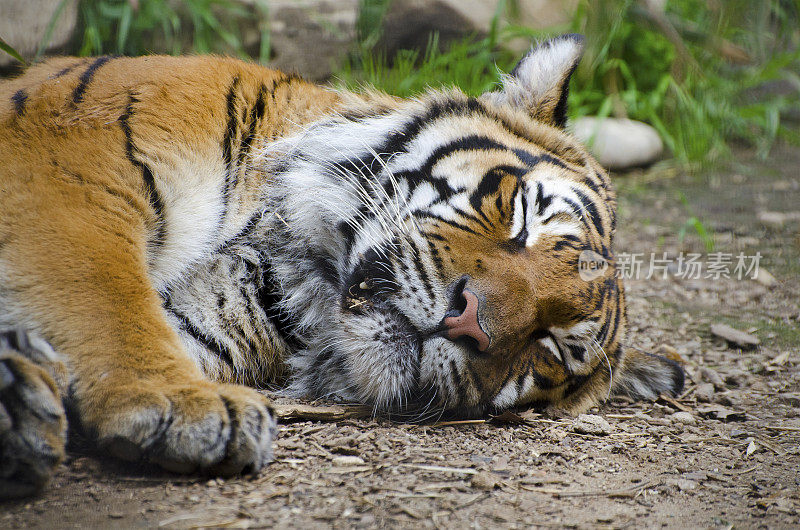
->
[[570, 117, 664, 170], [753, 267, 777, 287], [331, 455, 365, 466]]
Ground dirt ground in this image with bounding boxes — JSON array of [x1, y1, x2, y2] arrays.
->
[[3, 145, 799, 529]]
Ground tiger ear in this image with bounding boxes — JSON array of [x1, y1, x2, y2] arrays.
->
[[482, 33, 584, 128]]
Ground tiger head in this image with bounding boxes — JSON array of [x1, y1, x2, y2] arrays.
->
[[263, 34, 683, 416]]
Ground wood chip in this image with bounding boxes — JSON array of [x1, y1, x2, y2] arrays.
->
[[325, 465, 373, 474], [658, 394, 693, 412], [710, 323, 760, 349], [399, 464, 477, 475], [490, 411, 528, 424], [272, 403, 372, 422], [696, 404, 746, 422], [769, 351, 791, 366], [520, 480, 656, 498], [331, 455, 365, 466]]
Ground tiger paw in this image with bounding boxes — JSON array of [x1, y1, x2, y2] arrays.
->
[[0, 330, 67, 499], [85, 380, 276, 475]]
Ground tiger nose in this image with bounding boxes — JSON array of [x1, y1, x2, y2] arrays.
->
[[443, 288, 491, 352]]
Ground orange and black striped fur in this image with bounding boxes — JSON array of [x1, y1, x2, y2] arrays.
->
[[0, 35, 682, 497]]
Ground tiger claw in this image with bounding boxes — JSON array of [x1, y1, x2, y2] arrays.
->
[[0, 330, 67, 499]]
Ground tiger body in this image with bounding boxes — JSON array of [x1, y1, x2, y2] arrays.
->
[[0, 37, 682, 496]]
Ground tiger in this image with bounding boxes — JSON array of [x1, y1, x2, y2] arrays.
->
[[0, 34, 683, 498]]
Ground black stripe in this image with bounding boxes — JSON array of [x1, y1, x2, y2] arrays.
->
[[330, 98, 485, 198], [235, 84, 268, 187], [268, 74, 300, 102], [426, 239, 445, 274], [402, 135, 505, 198], [563, 373, 590, 397], [572, 188, 605, 237], [450, 359, 468, 406], [529, 362, 555, 390], [465, 363, 485, 397], [553, 234, 581, 251], [582, 173, 604, 195], [72, 55, 114, 105], [235, 285, 264, 357], [406, 238, 436, 302], [535, 181, 553, 215], [338, 217, 360, 261], [469, 166, 524, 218], [256, 258, 303, 350], [451, 205, 490, 233], [314, 256, 340, 286], [541, 212, 564, 225], [51, 62, 82, 79], [119, 94, 166, 247], [513, 148, 567, 169], [170, 308, 235, 368], [11, 89, 26, 115], [553, 61, 579, 129], [424, 135, 506, 168], [221, 75, 241, 215], [566, 343, 586, 363], [413, 212, 479, 236], [424, 232, 448, 242]]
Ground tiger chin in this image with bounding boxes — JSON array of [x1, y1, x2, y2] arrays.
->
[[0, 34, 683, 497]]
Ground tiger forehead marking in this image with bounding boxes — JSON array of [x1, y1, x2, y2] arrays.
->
[[0, 36, 685, 489], [262, 38, 679, 416]]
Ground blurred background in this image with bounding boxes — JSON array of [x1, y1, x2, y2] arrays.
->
[[1, 0, 798, 170]]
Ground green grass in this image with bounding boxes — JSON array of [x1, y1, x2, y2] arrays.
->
[[339, 0, 800, 169], [5, 0, 798, 170], [75, 0, 269, 60]]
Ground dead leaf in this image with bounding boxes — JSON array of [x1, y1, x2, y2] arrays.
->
[[489, 411, 528, 424], [696, 404, 746, 422], [769, 351, 791, 366], [272, 403, 371, 422], [658, 394, 693, 412], [710, 323, 760, 349]]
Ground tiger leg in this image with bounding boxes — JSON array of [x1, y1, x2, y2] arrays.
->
[[0, 329, 67, 498], [3, 203, 275, 476]]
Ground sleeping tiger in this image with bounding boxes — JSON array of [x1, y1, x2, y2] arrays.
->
[[0, 34, 683, 497]]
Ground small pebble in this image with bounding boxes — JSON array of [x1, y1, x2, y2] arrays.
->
[[331, 455, 365, 466], [700, 367, 725, 389], [470, 472, 498, 490], [695, 383, 715, 402], [671, 411, 697, 426], [572, 414, 614, 435]]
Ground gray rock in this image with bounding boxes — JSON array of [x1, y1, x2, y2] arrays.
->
[[572, 414, 614, 435], [470, 471, 499, 490], [670, 411, 697, 426], [700, 367, 725, 389], [570, 117, 664, 170], [710, 323, 760, 349], [266, 0, 359, 81], [695, 382, 715, 402], [0, 0, 79, 67], [377, 0, 578, 59]]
